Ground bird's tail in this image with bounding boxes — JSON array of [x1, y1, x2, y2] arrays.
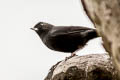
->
[[85, 29, 99, 41]]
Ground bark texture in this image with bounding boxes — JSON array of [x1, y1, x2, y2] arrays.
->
[[45, 54, 118, 80], [81, 0, 120, 75]]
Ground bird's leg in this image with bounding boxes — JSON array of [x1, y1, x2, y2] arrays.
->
[[71, 52, 76, 57], [65, 50, 78, 61], [71, 45, 82, 56], [65, 46, 83, 61], [70, 50, 78, 57], [65, 52, 77, 61]]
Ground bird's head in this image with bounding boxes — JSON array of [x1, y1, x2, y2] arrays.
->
[[31, 22, 53, 31], [31, 22, 54, 38]]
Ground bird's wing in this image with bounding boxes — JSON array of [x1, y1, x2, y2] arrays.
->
[[50, 26, 94, 37]]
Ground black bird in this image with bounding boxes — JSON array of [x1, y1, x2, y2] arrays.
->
[[31, 22, 98, 56]]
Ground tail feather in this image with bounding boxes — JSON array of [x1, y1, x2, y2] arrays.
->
[[85, 29, 99, 40]]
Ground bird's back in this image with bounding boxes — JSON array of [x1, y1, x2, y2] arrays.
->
[[43, 26, 98, 53]]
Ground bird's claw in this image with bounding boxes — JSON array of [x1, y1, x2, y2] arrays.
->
[[65, 53, 77, 61]]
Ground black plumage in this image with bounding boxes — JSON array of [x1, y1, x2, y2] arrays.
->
[[31, 22, 98, 56]]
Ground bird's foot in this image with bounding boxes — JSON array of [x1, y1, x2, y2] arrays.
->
[[65, 53, 77, 61], [71, 53, 76, 56]]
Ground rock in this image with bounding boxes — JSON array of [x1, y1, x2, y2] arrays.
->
[[81, 0, 120, 77], [44, 54, 118, 80]]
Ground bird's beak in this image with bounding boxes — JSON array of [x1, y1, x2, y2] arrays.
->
[[30, 28, 38, 31]]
